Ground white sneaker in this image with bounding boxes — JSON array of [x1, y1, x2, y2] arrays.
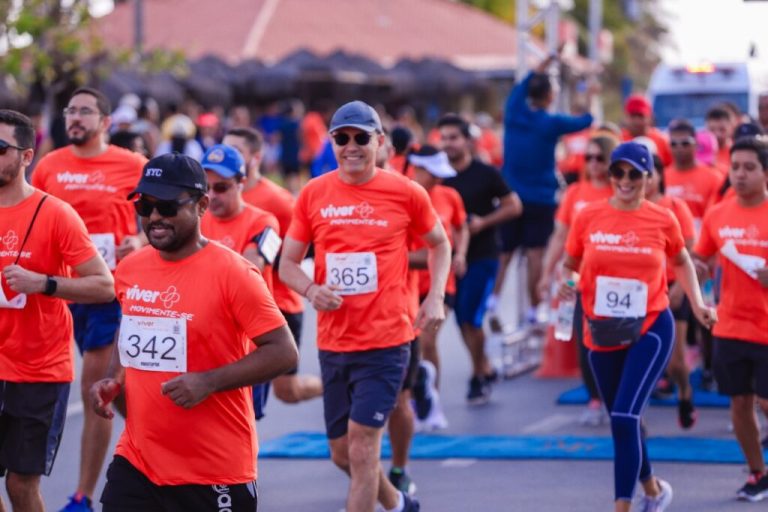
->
[[422, 393, 449, 431], [578, 400, 607, 427], [638, 479, 673, 512]]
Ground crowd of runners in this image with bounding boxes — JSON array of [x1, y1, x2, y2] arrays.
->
[[3, 51, 768, 512]]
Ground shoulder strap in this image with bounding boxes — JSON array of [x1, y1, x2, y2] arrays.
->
[[14, 194, 48, 265]]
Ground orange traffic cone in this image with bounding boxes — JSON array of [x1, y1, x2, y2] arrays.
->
[[535, 296, 581, 378]]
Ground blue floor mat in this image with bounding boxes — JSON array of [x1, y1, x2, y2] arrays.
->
[[557, 369, 730, 408], [260, 432, 749, 464]]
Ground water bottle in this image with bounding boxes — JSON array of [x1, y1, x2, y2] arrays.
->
[[554, 279, 577, 342]]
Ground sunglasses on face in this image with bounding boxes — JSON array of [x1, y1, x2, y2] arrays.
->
[[584, 153, 606, 163], [332, 132, 372, 147], [0, 139, 28, 155], [609, 167, 645, 181], [133, 196, 198, 217], [670, 138, 695, 148], [207, 182, 235, 194]]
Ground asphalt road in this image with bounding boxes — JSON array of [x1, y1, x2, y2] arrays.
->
[[2, 262, 758, 511]]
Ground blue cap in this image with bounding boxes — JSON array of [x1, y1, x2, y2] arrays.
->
[[610, 141, 653, 174], [128, 153, 207, 200], [201, 144, 245, 179], [329, 101, 383, 133]]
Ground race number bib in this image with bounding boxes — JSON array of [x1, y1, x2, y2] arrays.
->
[[91, 233, 116, 270], [594, 276, 648, 318], [118, 315, 187, 372], [325, 252, 378, 295]]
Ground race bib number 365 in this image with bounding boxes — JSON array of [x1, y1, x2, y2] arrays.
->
[[325, 252, 378, 295], [594, 276, 648, 318], [118, 315, 187, 372]]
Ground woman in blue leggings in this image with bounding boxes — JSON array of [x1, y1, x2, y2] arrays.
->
[[560, 141, 716, 511]]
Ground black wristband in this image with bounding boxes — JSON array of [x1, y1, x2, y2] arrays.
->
[[43, 275, 57, 296]]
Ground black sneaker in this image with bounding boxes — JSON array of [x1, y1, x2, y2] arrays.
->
[[388, 467, 416, 496], [737, 473, 768, 502], [484, 368, 499, 384], [402, 491, 421, 511], [467, 376, 491, 405], [677, 398, 697, 430], [412, 362, 435, 421]]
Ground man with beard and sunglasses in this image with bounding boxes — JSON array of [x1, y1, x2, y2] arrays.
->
[[92, 153, 298, 512], [0, 109, 114, 512], [280, 101, 451, 512], [30, 87, 147, 512]]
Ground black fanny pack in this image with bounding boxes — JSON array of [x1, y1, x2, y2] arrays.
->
[[587, 316, 645, 348]]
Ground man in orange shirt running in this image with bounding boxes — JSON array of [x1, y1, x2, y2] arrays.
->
[[223, 128, 323, 407], [92, 153, 298, 512], [621, 94, 672, 167], [31, 87, 147, 512], [0, 109, 114, 512], [280, 101, 451, 512], [695, 137, 768, 501]]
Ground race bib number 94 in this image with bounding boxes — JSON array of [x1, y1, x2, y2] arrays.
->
[[594, 276, 648, 318], [118, 315, 187, 372], [325, 252, 378, 295]]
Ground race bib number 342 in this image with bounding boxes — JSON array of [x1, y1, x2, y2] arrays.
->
[[118, 315, 187, 372], [325, 252, 378, 295], [594, 276, 648, 318]]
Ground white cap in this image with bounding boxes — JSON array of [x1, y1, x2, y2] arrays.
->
[[408, 151, 457, 178], [112, 105, 137, 125]]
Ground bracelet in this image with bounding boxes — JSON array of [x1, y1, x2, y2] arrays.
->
[[302, 282, 316, 297]]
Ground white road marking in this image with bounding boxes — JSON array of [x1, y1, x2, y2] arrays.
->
[[521, 414, 576, 434], [441, 458, 478, 468]]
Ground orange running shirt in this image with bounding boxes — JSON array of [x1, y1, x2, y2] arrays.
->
[[113, 242, 286, 485], [201, 204, 279, 293], [566, 199, 685, 351], [555, 180, 613, 227], [31, 145, 146, 269], [695, 198, 768, 345], [664, 164, 722, 225], [242, 178, 303, 313], [0, 190, 97, 382], [413, 185, 467, 297], [287, 169, 437, 352], [656, 195, 695, 282]]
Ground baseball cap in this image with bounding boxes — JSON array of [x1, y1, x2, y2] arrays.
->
[[112, 105, 137, 126], [610, 141, 653, 174], [128, 153, 207, 200], [734, 122, 765, 140], [201, 144, 245, 179], [196, 112, 219, 128], [329, 101, 383, 133], [408, 147, 457, 179], [624, 94, 652, 117]]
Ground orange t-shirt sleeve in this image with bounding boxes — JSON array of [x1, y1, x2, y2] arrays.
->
[[450, 188, 467, 227], [407, 181, 438, 238], [556, 185, 576, 225], [672, 198, 696, 242], [565, 210, 587, 259], [286, 189, 312, 243], [663, 210, 685, 259], [694, 211, 718, 258], [54, 201, 99, 268], [227, 262, 287, 340]]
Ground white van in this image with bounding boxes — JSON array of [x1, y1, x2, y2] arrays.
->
[[647, 62, 768, 128]]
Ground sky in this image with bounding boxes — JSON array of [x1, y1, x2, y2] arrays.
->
[[661, 0, 768, 63]]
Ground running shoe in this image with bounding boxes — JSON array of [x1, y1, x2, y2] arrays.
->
[[58, 494, 93, 512], [420, 388, 449, 431], [578, 399, 607, 427], [637, 478, 673, 512], [677, 398, 697, 430], [389, 467, 417, 496], [737, 473, 768, 502], [412, 361, 437, 421], [402, 491, 421, 511], [466, 376, 491, 405], [484, 367, 499, 384]]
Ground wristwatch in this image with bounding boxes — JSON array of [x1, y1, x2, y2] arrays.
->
[[43, 275, 58, 296]]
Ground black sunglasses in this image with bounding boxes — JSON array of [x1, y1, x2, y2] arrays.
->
[[670, 139, 694, 148], [609, 167, 645, 181], [207, 182, 234, 194], [332, 132, 372, 147], [133, 196, 199, 217], [584, 153, 606, 163], [0, 139, 29, 155]]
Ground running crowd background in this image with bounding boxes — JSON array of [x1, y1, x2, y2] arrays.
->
[[5, 52, 768, 512]]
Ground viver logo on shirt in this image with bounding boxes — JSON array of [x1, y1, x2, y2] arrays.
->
[[319, 202, 387, 227], [126, 284, 182, 309], [589, 230, 650, 254]]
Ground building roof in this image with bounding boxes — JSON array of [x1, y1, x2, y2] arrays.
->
[[97, 0, 545, 71]]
